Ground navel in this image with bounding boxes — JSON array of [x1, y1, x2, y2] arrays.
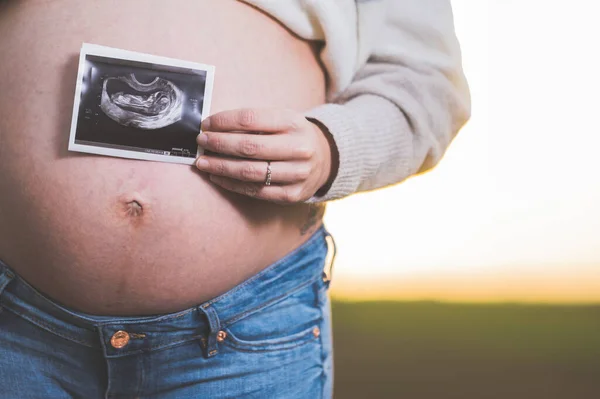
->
[[116, 192, 150, 222], [126, 200, 143, 217]]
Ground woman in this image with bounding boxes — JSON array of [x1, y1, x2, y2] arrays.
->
[[0, 0, 469, 397]]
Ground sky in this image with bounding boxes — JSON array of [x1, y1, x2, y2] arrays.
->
[[325, 1, 600, 303]]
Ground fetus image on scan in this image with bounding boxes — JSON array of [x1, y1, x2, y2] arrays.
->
[[100, 74, 184, 130]]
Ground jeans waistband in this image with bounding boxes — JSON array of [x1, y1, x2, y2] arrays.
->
[[0, 225, 334, 359]]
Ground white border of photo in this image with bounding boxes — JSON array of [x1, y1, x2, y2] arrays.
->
[[68, 43, 215, 165]]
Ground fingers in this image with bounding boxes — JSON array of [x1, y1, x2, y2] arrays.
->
[[208, 175, 308, 203], [197, 108, 323, 203], [202, 108, 303, 133], [197, 132, 313, 160], [196, 157, 310, 184]]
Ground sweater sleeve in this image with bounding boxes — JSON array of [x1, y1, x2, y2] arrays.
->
[[304, 0, 471, 203]]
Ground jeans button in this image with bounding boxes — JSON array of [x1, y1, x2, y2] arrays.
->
[[216, 330, 227, 342], [313, 327, 320, 338], [110, 330, 130, 349]]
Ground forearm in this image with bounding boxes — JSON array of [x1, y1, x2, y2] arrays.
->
[[304, 0, 471, 203]]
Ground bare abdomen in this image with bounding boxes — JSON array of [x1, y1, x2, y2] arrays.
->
[[0, 0, 326, 315]]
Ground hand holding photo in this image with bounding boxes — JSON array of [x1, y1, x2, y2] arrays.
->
[[68, 43, 215, 165]]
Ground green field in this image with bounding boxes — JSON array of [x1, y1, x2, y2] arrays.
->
[[331, 301, 600, 399]]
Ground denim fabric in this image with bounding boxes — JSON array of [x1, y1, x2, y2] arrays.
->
[[0, 225, 336, 399]]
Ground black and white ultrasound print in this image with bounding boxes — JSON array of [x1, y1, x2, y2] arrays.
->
[[70, 47, 213, 163], [100, 73, 185, 130]]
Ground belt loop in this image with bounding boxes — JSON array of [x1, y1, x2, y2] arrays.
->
[[323, 233, 337, 285], [197, 303, 222, 358], [0, 268, 16, 311]]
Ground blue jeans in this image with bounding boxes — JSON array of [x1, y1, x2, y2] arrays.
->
[[0, 226, 336, 398]]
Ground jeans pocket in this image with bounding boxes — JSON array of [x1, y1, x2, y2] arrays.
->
[[219, 277, 324, 353]]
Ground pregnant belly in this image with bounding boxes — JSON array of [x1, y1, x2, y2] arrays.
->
[[0, 0, 327, 315]]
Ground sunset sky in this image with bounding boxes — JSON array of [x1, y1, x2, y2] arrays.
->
[[326, 1, 600, 303]]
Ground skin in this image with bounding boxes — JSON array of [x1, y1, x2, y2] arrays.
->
[[195, 108, 338, 203], [0, 0, 334, 315]]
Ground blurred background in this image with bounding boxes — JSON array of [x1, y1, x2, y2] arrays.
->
[[326, 1, 600, 398]]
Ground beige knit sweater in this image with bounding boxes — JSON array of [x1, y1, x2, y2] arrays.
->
[[242, 0, 471, 202]]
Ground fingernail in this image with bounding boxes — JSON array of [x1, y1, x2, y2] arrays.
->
[[196, 157, 209, 169], [209, 175, 220, 183], [201, 118, 211, 131], [197, 133, 207, 146]]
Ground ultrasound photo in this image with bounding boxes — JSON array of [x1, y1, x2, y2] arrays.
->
[[68, 43, 215, 164]]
